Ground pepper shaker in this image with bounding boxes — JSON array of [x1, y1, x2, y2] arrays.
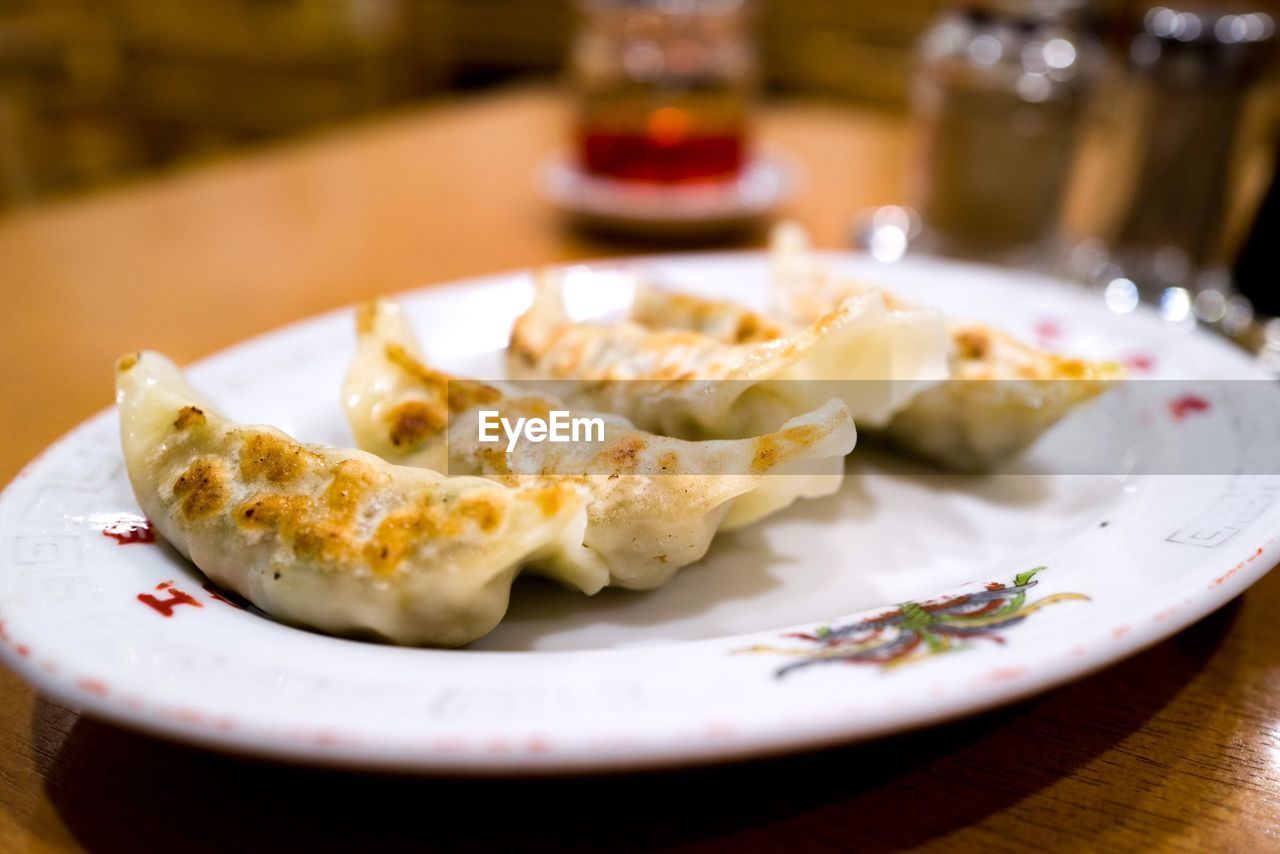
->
[[1083, 2, 1276, 308], [909, 0, 1104, 264]]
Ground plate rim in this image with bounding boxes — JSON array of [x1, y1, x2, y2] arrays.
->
[[1, 250, 1276, 773]]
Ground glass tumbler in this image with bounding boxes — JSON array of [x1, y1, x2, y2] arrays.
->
[[569, 0, 757, 184]]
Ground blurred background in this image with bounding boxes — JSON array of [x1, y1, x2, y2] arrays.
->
[[0, 0, 949, 208], [2, 0, 1280, 328]]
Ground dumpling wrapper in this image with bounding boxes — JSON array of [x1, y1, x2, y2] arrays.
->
[[766, 221, 1124, 469], [628, 222, 1121, 468], [344, 300, 857, 590], [116, 351, 602, 647], [877, 325, 1125, 469], [507, 268, 947, 439]]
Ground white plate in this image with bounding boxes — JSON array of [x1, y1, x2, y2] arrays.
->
[[1, 253, 1277, 773]]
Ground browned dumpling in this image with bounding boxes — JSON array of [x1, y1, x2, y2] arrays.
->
[[507, 268, 947, 439], [116, 351, 600, 646], [882, 324, 1123, 469], [623, 222, 1121, 469], [767, 221, 1123, 469], [344, 300, 857, 590]]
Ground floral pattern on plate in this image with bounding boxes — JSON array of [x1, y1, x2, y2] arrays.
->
[[745, 568, 1089, 677]]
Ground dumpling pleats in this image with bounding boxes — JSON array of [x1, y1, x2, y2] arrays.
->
[[344, 300, 857, 590], [507, 268, 947, 439], [766, 222, 1124, 469], [116, 351, 601, 646], [611, 222, 1121, 469]]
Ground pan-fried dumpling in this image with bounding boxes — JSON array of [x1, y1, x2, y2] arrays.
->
[[631, 281, 1122, 469], [507, 269, 946, 439], [766, 221, 1123, 469], [876, 325, 1124, 469], [116, 351, 601, 647], [628, 285, 789, 344], [344, 300, 856, 590], [621, 223, 1121, 468]]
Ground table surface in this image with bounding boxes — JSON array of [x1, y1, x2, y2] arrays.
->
[[1, 86, 1277, 852]]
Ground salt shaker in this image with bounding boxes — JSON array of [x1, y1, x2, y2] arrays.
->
[[909, 0, 1103, 264], [1085, 2, 1276, 308]]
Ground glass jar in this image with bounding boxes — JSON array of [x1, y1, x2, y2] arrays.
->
[[569, 0, 757, 183], [1087, 3, 1276, 307], [909, 1, 1103, 263]]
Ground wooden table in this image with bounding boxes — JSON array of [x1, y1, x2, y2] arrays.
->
[[1, 86, 1276, 851]]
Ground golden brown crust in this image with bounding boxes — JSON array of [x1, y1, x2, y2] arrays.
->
[[235, 493, 309, 529], [948, 324, 1121, 383], [1051, 359, 1088, 379], [952, 327, 991, 361], [120, 349, 603, 648], [322, 459, 380, 524], [239, 432, 314, 484], [750, 435, 782, 474], [172, 457, 230, 520], [385, 344, 501, 408], [387, 401, 447, 448], [232, 459, 383, 569], [634, 289, 786, 344], [362, 485, 547, 575], [365, 505, 443, 574], [382, 343, 502, 447], [749, 423, 823, 474], [529, 483, 573, 518], [476, 446, 511, 475], [227, 442, 536, 577], [384, 342, 440, 385], [594, 435, 646, 476], [732, 312, 780, 344], [456, 492, 504, 533], [785, 423, 822, 445], [173, 406, 207, 430]]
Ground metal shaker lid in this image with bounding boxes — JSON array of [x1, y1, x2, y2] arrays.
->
[[1127, 2, 1277, 84]]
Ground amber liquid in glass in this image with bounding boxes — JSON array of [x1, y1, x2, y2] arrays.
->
[[576, 89, 747, 183]]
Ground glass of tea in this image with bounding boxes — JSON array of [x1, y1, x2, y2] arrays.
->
[[570, 0, 756, 185]]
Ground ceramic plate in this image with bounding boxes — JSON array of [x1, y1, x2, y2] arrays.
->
[[2, 253, 1277, 773]]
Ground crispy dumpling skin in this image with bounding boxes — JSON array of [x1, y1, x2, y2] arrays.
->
[[630, 282, 1122, 470], [879, 325, 1123, 469], [626, 221, 1121, 469], [629, 286, 789, 345], [344, 300, 857, 590], [507, 268, 946, 439], [765, 221, 1123, 469], [116, 351, 599, 646]]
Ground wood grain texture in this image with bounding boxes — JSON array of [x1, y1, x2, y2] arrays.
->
[[0, 86, 1276, 852]]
